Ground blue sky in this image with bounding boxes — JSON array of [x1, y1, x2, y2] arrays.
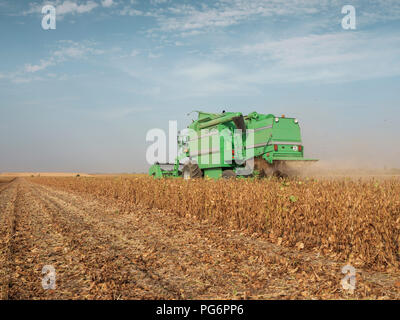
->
[[0, 0, 399, 172]]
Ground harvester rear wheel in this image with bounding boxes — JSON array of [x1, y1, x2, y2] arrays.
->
[[222, 170, 236, 179], [273, 170, 288, 178], [182, 162, 203, 179]]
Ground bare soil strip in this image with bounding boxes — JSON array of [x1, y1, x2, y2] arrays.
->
[[0, 178, 399, 299], [0, 179, 18, 299]]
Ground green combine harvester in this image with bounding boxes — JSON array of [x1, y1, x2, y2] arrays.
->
[[149, 111, 317, 179]]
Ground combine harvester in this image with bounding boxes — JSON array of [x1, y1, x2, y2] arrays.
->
[[149, 111, 317, 179]]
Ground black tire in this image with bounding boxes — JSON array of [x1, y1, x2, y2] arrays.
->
[[273, 170, 288, 178], [182, 162, 203, 179], [222, 170, 236, 179]]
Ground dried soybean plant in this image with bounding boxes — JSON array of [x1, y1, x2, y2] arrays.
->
[[31, 175, 400, 271]]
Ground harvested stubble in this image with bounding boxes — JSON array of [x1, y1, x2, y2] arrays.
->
[[31, 176, 400, 272]]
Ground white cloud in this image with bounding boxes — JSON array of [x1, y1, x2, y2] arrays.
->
[[180, 30, 203, 37], [150, 0, 169, 4], [223, 32, 400, 65], [101, 0, 113, 8], [52, 40, 104, 61], [219, 33, 368, 67], [213, 31, 400, 84], [119, 7, 143, 16], [23, 0, 99, 16], [3, 40, 105, 84], [25, 59, 55, 73], [153, 0, 328, 33], [125, 0, 400, 37], [143, 30, 400, 98], [56, 0, 98, 15], [358, 0, 400, 25]]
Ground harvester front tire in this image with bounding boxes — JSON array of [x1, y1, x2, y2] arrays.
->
[[182, 162, 203, 179]]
